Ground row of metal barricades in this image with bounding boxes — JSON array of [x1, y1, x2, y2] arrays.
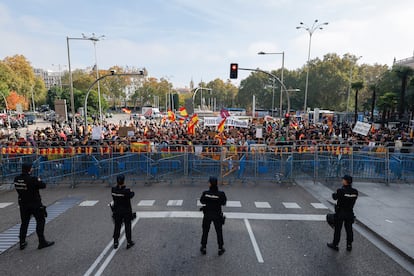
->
[[0, 147, 413, 187]]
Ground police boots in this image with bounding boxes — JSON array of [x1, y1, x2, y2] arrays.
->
[[38, 240, 55, 250]]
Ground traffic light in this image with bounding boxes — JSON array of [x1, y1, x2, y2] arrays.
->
[[283, 113, 290, 127], [230, 63, 238, 79]]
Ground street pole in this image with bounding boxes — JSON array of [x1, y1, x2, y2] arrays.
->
[[66, 36, 76, 135], [280, 52, 284, 118], [297, 20, 328, 113], [257, 51, 285, 118], [304, 33, 312, 113], [272, 78, 275, 117], [93, 41, 102, 125]]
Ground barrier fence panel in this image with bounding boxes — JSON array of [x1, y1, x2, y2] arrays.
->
[[0, 146, 413, 185], [389, 153, 414, 182]]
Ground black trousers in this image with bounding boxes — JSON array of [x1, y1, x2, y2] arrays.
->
[[201, 215, 223, 248], [113, 214, 132, 243], [19, 206, 45, 243], [333, 216, 354, 245]]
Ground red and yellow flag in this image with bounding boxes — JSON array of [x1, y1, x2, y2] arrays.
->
[[179, 107, 188, 117], [167, 110, 176, 122], [187, 114, 199, 135], [217, 118, 226, 133]]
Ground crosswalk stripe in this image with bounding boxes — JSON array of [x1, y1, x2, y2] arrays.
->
[[282, 202, 301, 209], [254, 202, 271, 208], [79, 200, 99, 207], [311, 203, 328, 209], [137, 200, 155, 207], [0, 203, 14, 208], [197, 200, 203, 207], [167, 200, 183, 206], [226, 201, 242, 207], [0, 197, 82, 255]]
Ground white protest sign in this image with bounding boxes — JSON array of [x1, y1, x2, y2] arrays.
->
[[353, 121, 371, 136], [92, 126, 102, 140]]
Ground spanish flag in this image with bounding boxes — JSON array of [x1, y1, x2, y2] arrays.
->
[[217, 118, 226, 133], [189, 113, 198, 126], [188, 125, 195, 135], [187, 114, 199, 135], [167, 110, 176, 122], [179, 107, 188, 117]]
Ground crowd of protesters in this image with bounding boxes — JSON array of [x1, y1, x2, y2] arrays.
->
[[0, 115, 413, 158]]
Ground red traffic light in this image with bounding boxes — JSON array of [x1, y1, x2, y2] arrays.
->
[[230, 63, 238, 79]]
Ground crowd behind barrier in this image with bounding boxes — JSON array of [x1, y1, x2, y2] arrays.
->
[[1, 117, 413, 186]]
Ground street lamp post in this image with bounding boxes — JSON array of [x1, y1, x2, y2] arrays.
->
[[82, 33, 105, 125], [258, 51, 284, 118], [66, 34, 105, 134], [84, 72, 145, 132], [296, 20, 328, 113]]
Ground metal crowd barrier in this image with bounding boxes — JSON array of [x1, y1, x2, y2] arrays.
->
[[0, 148, 413, 186]]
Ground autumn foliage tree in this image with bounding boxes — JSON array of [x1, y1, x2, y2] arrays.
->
[[6, 91, 28, 110]]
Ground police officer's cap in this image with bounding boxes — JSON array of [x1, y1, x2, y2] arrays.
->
[[342, 175, 353, 184], [117, 174, 125, 185], [209, 176, 218, 186], [22, 163, 32, 173]]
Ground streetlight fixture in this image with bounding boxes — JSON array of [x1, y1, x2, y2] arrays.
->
[[66, 33, 105, 135], [82, 33, 105, 125], [258, 51, 285, 118], [296, 19, 328, 113]]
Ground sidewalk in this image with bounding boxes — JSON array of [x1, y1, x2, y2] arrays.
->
[[296, 179, 414, 262]]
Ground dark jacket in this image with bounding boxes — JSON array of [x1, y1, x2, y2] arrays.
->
[[200, 188, 227, 217], [14, 173, 46, 208], [332, 185, 358, 217], [111, 186, 134, 215]]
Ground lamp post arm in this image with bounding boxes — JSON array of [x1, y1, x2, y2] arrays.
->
[[84, 73, 144, 131]]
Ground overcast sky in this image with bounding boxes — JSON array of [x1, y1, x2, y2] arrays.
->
[[1, 0, 413, 87]]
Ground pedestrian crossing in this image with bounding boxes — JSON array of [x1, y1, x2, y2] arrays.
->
[[73, 200, 328, 210], [0, 197, 82, 255], [0, 200, 328, 210]]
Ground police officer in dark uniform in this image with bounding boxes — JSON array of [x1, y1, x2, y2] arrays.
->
[[200, 176, 227, 256], [112, 174, 135, 249], [327, 175, 358, 251], [14, 163, 54, 250]]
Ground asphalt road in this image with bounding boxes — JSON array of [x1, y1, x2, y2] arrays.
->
[[0, 182, 411, 276]]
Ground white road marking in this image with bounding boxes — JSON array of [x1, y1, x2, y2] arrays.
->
[[0, 203, 13, 208], [385, 219, 393, 223], [84, 225, 126, 276], [167, 200, 183, 206], [85, 211, 325, 275], [79, 200, 99, 207], [94, 218, 140, 276], [135, 211, 325, 221], [244, 219, 264, 263], [254, 202, 271, 208], [226, 201, 242, 207], [282, 202, 301, 209], [197, 200, 203, 207], [137, 200, 155, 207], [310, 203, 328, 209]]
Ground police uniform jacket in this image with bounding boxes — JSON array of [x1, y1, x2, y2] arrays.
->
[[111, 186, 134, 216], [332, 185, 358, 218], [200, 188, 227, 217], [14, 173, 46, 208]]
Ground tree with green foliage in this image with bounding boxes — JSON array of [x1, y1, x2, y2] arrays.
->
[[393, 65, 414, 119], [351, 81, 364, 123]]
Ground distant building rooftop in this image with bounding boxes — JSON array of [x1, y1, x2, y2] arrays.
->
[[394, 55, 414, 69]]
